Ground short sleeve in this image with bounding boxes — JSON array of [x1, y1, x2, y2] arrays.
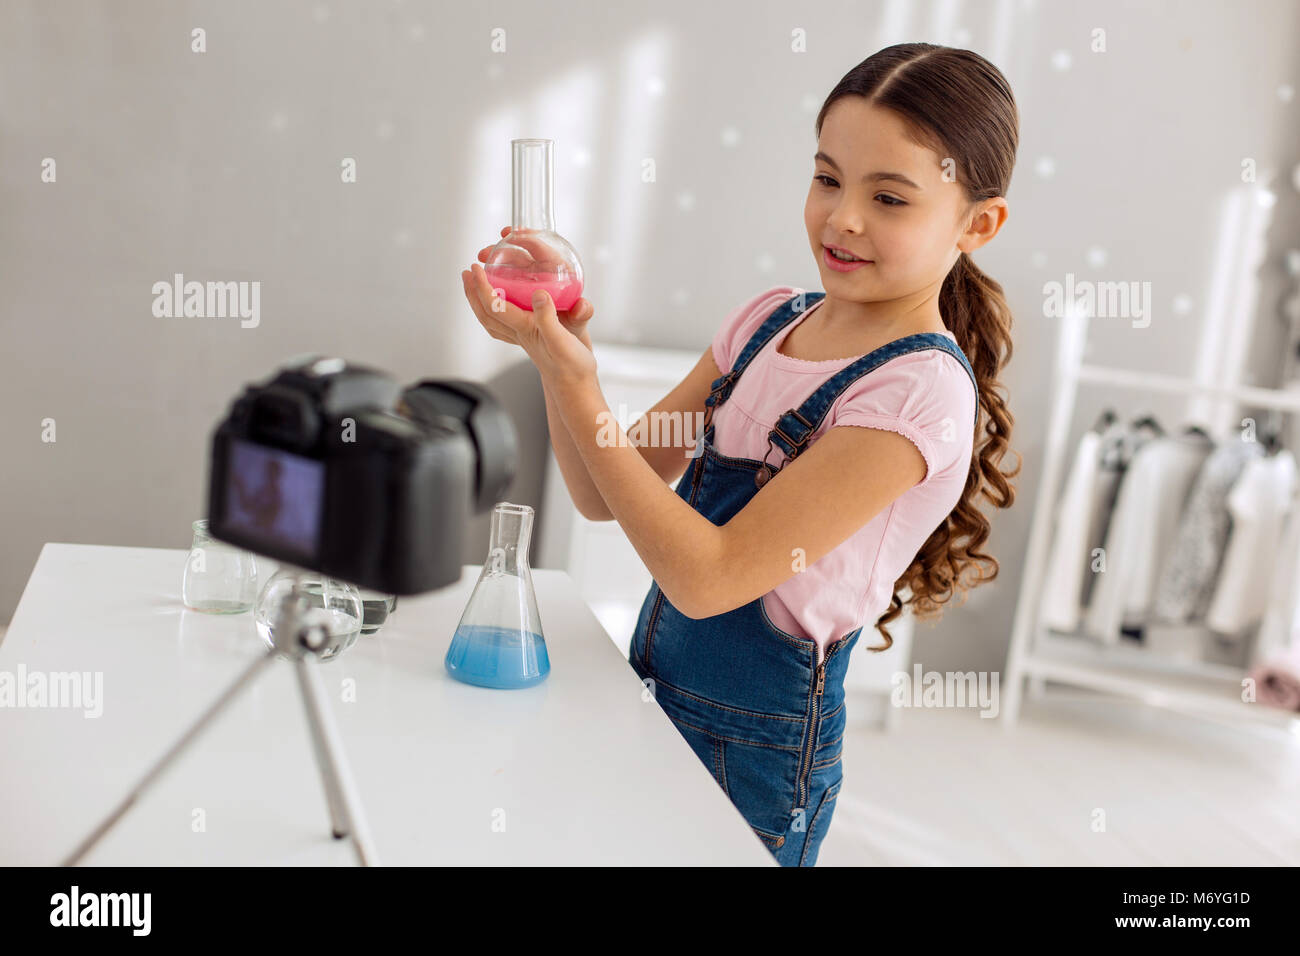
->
[[830, 348, 977, 487], [711, 286, 799, 374]]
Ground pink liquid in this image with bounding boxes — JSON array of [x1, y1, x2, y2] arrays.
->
[[484, 265, 583, 312]]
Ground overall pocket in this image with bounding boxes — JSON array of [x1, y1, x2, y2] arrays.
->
[[718, 737, 803, 841]]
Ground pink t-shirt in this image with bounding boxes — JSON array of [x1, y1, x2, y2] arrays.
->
[[709, 286, 978, 664]]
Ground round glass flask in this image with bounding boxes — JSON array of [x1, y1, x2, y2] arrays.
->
[[254, 569, 364, 663], [483, 139, 584, 312]]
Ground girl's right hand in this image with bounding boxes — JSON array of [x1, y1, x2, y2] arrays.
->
[[476, 225, 595, 346]]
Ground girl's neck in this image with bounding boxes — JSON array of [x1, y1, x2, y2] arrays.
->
[[814, 290, 949, 345]]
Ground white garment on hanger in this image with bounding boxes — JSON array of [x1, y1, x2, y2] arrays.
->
[[1083, 433, 1213, 644], [1040, 430, 1102, 632], [1253, 493, 1300, 668], [1080, 420, 1160, 608], [1206, 451, 1298, 639]]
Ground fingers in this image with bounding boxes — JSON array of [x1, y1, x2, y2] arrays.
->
[[468, 266, 511, 328], [476, 226, 515, 262], [560, 297, 593, 324], [463, 256, 584, 353], [475, 226, 566, 281], [461, 265, 488, 313], [469, 263, 531, 337], [492, 228, 562, 267], [530, 289, 561, 338], [511, 234, 564, 266], [467, 262, 502, 308], [462, 266, 517, 341], [460, 268, 493, 324]]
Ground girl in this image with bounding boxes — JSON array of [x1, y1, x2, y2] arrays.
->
[[461, 42, 1020, 867]]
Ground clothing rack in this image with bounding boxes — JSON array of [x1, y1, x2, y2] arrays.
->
[[1002, 307, 1300, 732]]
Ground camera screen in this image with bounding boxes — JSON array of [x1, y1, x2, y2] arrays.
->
[[224, 439, 325, 558]]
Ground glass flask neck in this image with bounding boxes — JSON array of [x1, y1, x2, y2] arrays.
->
[[512, 139, 555, 233], [486, 503, 533, 575]]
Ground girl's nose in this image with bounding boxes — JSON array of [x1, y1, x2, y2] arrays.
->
[[827, 201, 867, 234]]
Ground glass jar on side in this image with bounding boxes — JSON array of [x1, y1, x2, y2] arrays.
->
[[182, 519, 258, 613]]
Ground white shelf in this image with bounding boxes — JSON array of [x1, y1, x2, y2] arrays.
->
[[1076, 364, 1300, 411], [1002, 307, 1300, 731], [1022, 632, 1300, 732], [1036, 628, 1251, 684]]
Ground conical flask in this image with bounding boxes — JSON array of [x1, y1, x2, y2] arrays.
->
[[483, 138, 584, 311], [445, 502, 550, 688]]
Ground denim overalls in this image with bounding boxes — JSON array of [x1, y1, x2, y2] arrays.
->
[[628, 290, 979, 866]]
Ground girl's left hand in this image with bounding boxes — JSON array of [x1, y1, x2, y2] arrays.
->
[[461, 261, 598, 392]]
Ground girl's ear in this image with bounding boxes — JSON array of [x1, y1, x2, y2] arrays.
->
[[962, 198, 1009, 254]]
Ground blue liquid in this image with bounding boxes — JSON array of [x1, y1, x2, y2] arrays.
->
[[445, 624, 550, 689]]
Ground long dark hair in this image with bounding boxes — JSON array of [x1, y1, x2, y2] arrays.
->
[[815, 43, 1022, 651]]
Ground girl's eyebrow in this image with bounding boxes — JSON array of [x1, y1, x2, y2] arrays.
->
[[814, 150, 921, 190]]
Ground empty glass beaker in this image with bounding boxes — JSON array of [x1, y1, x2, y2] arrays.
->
[[483, 138, 584, 312], [356, 587, 397, 635], [254, 569, 363, 662], [182, 519, 258, 613], [445, 502, 550, 688]]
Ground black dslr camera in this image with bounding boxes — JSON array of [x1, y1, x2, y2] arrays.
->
[[206, 356, 517, 594]]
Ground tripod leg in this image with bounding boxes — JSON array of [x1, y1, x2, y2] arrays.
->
[[294, 669, 349, 841], [61, 648, 278, 866], [293, 652, 380, 866]]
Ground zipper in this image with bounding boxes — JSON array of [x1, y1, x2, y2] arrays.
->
[[686, 431, 708, 505], [797, 656, 827, 808], [643, 586, 665, 666]]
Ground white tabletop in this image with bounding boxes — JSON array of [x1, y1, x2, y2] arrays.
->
[[0, 543, 774, 865]]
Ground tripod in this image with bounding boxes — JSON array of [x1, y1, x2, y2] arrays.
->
[[62, 575, 380, 866]]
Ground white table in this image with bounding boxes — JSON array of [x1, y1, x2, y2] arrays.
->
[[0, 543, 774, 865]]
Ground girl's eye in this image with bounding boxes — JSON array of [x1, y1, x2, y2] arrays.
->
[[814, 175, 906, 207]]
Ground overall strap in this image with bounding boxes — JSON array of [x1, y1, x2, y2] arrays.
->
[[755, 333, 980, 488], [702, 291, 826, 430]]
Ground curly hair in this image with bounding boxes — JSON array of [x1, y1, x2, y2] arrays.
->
[[815, 43, 1022, 652]]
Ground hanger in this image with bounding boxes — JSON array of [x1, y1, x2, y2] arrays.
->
[[1129, 413, 1164, 436], [1253, 408, 1284, 457], [1182, 423, 1212, 440], [1093, 408, 1117, 432]]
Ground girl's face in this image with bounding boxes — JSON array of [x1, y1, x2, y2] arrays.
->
[[805, 97, 972, 304]]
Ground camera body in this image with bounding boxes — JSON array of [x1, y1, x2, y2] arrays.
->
[[206, 356, 516, 595]]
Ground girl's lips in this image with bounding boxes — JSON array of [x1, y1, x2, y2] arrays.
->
[[823, 245, 871, 272]]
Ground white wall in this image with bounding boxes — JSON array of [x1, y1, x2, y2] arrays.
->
[[2, 0, 1299, 679]]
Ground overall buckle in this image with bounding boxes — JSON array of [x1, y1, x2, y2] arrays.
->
[[702, 371, 737, 430], [756, 409, 815, 489], [771, 407, 816, 456]]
